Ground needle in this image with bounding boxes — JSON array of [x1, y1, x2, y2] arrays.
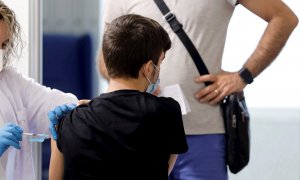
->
[[23, 133, 37, 136], [23, 133, 50, 139]]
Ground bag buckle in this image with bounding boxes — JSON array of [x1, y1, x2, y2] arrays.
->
[[164, 11, 175, 22]]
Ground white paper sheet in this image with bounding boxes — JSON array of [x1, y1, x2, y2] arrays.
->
[[159, 84, 191, 115]]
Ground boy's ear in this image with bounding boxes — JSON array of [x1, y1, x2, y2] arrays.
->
[[142, 60, 153, 77]]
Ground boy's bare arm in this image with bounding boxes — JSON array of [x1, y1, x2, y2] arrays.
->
[[49, 139, 64, 180]]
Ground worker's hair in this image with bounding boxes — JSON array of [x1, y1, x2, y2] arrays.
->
[[102, 14, 171, 79], [0, 1, 23, 67]]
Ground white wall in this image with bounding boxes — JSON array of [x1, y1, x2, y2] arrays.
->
[[223, 1, 300, 179], [2, 0, 29, 76], [229, 108, 300, 180], [43, 0, 100, 97], [98, 0, 108, 93], [222, 0, 300, 108], [43, 0, 100, 37]]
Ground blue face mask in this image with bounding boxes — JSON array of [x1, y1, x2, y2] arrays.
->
[[146, 78, 160, 94], [145, 63, 160, 94]]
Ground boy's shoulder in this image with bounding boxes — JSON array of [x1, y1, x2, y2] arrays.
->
[[156, 96, 182, 114], [74, 91, 182, 116]]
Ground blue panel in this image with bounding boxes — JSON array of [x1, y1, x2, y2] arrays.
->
[[42, 34, 93, 180], [43, 34, 93, 99]]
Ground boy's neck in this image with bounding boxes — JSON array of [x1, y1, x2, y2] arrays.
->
[[107, 77, 146, 93]]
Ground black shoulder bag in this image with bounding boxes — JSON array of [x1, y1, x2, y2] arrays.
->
[[154, 0, 250, 174]]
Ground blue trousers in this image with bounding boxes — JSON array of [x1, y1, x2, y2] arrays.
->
[[169, 134, 228, 180]]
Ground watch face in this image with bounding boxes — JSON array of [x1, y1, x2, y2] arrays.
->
[[239, 68, 253, 84]]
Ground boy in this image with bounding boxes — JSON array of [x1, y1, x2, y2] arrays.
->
[[51, 14, 188, 180]]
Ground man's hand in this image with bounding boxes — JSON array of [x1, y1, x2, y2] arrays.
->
[[194, 71, 246, 105]]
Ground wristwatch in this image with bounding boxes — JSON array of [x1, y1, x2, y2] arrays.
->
[[238, 67, 253, 84]]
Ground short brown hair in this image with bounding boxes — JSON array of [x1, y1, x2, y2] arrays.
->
[[102, 14, 171, 79]]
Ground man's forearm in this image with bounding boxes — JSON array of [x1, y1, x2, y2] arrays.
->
[[242, 2, 298, 77]]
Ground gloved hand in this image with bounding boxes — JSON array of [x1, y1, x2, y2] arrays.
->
[[0, 123, 23, 157], [48, 103, 76, 140]]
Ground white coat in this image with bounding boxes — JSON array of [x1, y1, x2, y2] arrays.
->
[[0, 67, 77, 180]]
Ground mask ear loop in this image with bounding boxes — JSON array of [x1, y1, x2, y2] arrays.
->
[[151, 62, 160, 83], [143, 61, 160, 85], [145, 76, 153, 85], [152, 63, 160, 72], [0, 49, 8, 70], [143, 61, 154, 83], [0, 50, 4, 71]]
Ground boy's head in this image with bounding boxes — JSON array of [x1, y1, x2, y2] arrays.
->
[[102, 14, 171, 79]]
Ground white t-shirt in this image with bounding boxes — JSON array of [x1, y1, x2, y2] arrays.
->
[[103, 0, 237, 134], [0, 67, 78, 180]]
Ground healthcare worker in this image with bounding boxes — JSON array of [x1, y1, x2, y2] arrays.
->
[[0, 2, 77, 180]]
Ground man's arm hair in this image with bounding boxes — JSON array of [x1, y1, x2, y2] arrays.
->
[[239, 0, 298, 77]]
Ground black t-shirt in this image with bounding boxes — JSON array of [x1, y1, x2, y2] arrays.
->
[[57, 90, 188, 180]]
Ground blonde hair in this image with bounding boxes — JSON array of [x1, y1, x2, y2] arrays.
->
[[0, 1, 23, 67]]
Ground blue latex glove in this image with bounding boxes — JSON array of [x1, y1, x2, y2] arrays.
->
[[48, 103, 76, 140], [0, 123, 23, 157]]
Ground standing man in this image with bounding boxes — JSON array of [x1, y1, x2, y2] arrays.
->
[[100, 0, 298, 179]]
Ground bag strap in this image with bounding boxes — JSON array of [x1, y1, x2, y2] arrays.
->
[[154, 0, 211, 86]]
